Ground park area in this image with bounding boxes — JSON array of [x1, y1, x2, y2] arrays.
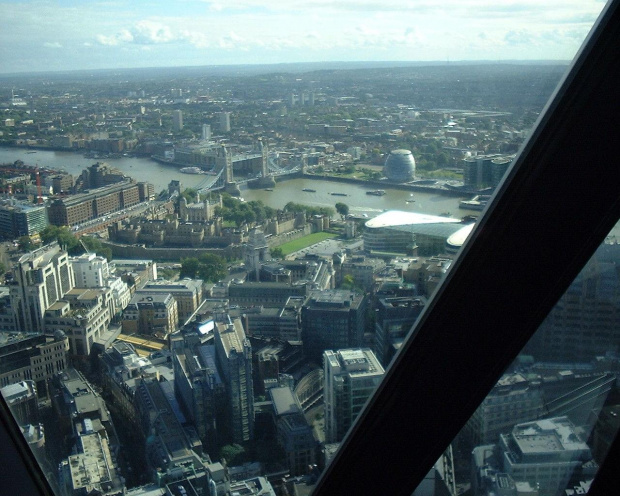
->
[[277, 232, 338, 256]]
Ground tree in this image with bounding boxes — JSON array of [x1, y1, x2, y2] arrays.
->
[[219, 444, 246, 466], [335, 202, 349, 219], [270, 247, 284, 259], [197, 253, 227, 282], [180, 257, 200, 278], [17, 235, 35, 252]]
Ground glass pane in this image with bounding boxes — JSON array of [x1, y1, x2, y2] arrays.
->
[[0, 1, 610, 495], [412, 223, 620, 496]]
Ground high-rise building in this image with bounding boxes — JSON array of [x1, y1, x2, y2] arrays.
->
[[323, 348, 385, 443], [9, 243, 74, 333], [532, 242, 620, 362], [219, 111, 231, 132], [214, 316, 254, 443], [0, 199, 48, 238], [202, 123, 211, 141], [173, 109, 184, 131], [301, 290, 367, 361]]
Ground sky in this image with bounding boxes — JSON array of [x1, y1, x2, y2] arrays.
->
[[0, 0, 608, 74]]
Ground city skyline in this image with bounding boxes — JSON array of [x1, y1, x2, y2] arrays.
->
[[0, 0, 606, 74]]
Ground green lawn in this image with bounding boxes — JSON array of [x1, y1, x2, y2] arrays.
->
[[277, 232, 337, 255]]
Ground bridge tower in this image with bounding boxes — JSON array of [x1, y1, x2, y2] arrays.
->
[[217, 145, 241, 196], [256, 139, 276, 188]]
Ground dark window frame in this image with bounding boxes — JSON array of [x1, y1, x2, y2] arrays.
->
[[314, 0, 620, 494]]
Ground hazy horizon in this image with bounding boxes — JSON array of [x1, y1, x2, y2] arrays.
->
[[0, 0, 606, 74]]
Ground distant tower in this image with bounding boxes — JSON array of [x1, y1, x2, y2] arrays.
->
[[260, 140, 269, 179], [172, 110, 183, 132], [309, 92, 315, 106], [202, 124, 211, 141], [289, 93, 296, 107], [219, 112, 231, 132]]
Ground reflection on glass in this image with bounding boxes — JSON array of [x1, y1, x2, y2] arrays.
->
[[0, 1, 611, 495]]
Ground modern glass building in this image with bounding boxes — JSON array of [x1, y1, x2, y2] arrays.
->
[[383, 149, 416, 182]]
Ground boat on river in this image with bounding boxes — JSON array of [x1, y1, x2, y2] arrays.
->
[[302, 188, 316, 192], [366, 189, 386, 196], [180, 166, 205, 174], [330, 192, 348, 196]]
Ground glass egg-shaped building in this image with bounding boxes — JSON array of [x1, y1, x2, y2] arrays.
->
[[384, 149, 416, 182]]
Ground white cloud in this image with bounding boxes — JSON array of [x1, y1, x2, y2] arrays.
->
[[43, 41, 62, 49]]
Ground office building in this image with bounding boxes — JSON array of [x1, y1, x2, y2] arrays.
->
[[214, 316, 254, 443], [363, 211, 463, 256], [532, 243, 620, 362], [323, 349, 385, 443], [71, 253, 110, 288], [301, 290, 367, 362], [202, 123, 211, 141], [374, 296, 425, 367], [137, 279, 203, 326], [269, 386, 316, 476], [0, 332, 69, 395], [463, 154, 514, 191], [122, 293, 178, 338], [172, 341, 225, 449], [472, 417, 598, 496], [9, 243, 74, 333], [0, 199, 48, 238], [219, 111, 231, 132], [1, 380, 38, 425], [172, 109, 183, 131], [244, 296, 304, 342], [338, 256, 386, 291], [44, 288, 113, 356]]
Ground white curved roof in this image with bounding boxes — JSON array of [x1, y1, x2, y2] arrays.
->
[[447, 223, 475, 248], [365, 210, 460, 229]]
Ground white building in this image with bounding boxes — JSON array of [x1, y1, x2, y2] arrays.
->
[[323, 348, 385, 443], [10, 243, 74, 333]]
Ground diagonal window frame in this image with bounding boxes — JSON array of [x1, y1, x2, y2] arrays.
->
[[313, 1, 620, 494]]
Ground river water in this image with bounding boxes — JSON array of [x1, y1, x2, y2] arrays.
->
[[0, 147, 463, 218]]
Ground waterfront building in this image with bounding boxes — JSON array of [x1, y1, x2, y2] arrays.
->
[[0, 332, 69, 394], [364, 211, 463, 256], [462, 154, 514, 191], [301, 290, 367, 362], [9, 243, 74, 333], [47, 180, 145, 227], [384, 149, 416, 182], [214, 316, 254, 443], [0, 199, 48, 238], [323, 348, 385, 443]]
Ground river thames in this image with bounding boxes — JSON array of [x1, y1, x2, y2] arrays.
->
[[0, 147, 465, 218]]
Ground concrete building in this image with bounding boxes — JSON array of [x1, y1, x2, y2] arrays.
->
[[403, 256, 453, 297], [323, 348, 385, 443], [202, 123, 211, 141], [269, 386, 316, 476], [472, 417, 598, 496], [58, 418, 124, 496], [214, 316, 254, 443], [138, 279, 204, 326], [0, 332, 69, 395], [9, 243, 74, 333], [219, 111, 231, 132], [244, 296, 303, 342], [301, 290, 367, 362], [1, 380, 38, 425], [228, 282, 308, 308], [47, 180, 145, 227], [172, 110, 183, 131], [71, 253, 110, 288], [0, 199, 48, 238], [122, 293, 178, 338], [44, 287, 113, 356], [338, 256, 386, 291]]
